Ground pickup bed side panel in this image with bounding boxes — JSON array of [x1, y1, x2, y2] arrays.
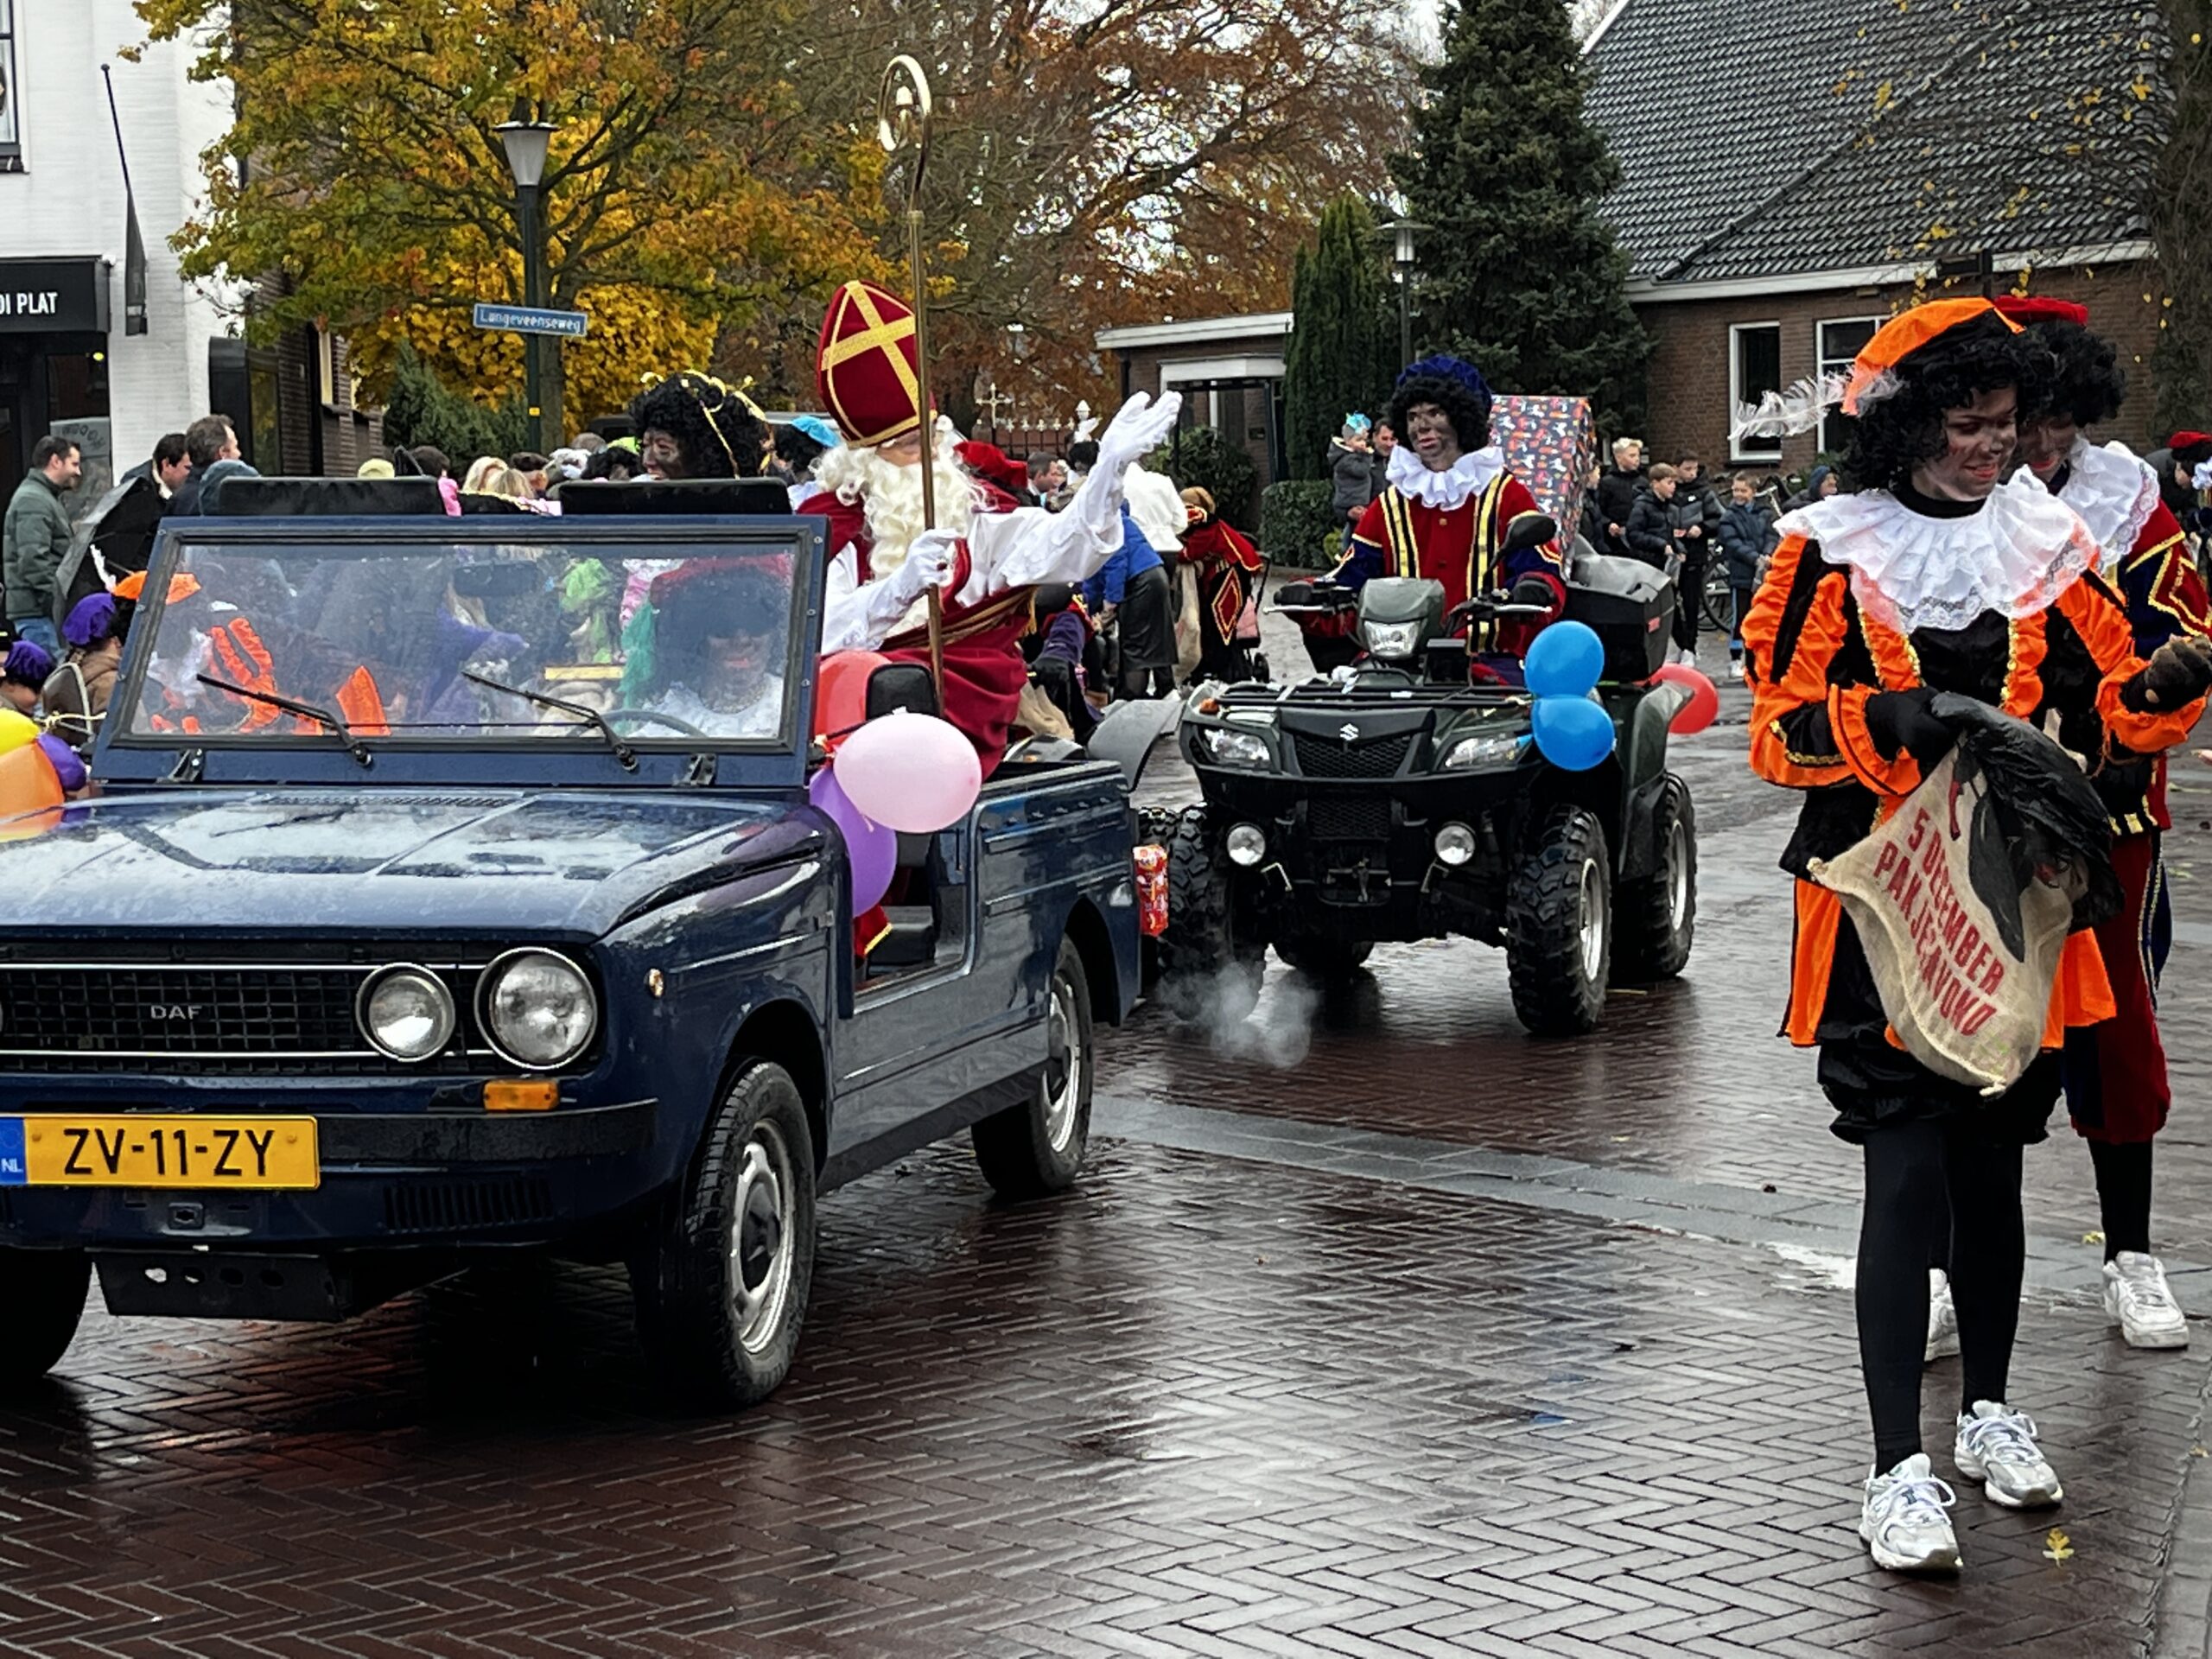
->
[[823, 761, 1137, 1185]]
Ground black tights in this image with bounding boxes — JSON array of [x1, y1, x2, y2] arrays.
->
[[2088, 1138, 2153, 1260], [1859, 1119, 2025, 1471]]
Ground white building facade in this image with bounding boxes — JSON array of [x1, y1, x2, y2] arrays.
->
[[0, 0, 235, 500]]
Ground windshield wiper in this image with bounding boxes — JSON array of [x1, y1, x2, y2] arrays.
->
[[462, 671, 637, 770], [194, 674, 373, 768]]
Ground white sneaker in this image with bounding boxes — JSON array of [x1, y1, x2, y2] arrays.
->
[[1859, 1453, 1961, 1573], [1727, 658, 1745, 681], [1954, 1401, 2063, 1508], [2104, 1251, 2190, 1349], [1925, 1267, 1961, 1363]]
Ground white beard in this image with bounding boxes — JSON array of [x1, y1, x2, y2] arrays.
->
[[814, 427, 979, 578]]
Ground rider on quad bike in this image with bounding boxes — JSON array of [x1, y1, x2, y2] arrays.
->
[[1292, 354, 1567, 679]]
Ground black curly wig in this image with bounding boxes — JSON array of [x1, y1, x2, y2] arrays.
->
[[1389, 372, 1492, 455], [774, 422, 830, 478], [627, 373, 766, 480], [2020, 319, 2127, 429], [1843, 312, 2037, 493]]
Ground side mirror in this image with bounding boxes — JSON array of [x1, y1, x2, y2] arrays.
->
[[1504, 512, 1559, 554]]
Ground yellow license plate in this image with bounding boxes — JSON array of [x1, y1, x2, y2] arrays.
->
[[1, 1116, 320, 1190]]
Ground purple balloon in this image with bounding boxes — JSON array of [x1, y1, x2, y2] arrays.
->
[[34, 734, 86, 794], [810, 765, 897, 912]]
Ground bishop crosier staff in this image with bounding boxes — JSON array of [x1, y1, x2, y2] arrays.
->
[[878, 54, 945, 697]]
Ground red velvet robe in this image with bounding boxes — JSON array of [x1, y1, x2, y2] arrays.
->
[[798, 489, 1029, 781]]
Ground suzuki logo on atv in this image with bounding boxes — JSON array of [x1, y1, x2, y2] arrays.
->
[[1338, 723, 1360, 743], [150, 1005, 202, 1020]]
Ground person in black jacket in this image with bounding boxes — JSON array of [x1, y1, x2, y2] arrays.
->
[[1714, 471, 1777, 678], [1623, 462, 1680, 568], [1594, 435, 1644, 558], [1671, 454, 1725, 660]]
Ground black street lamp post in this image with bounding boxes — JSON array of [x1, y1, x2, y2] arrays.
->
[[1382, 218, 1421, 370], [496, 112, 557, 453]]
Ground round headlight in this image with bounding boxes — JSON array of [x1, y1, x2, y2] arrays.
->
[[479, 949, 597, 1071], [1433, 823, 1478, 867], [1225, 823, 1268, 867], [359, 965, 457, 1063]]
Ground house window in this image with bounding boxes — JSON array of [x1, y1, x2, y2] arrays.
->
[[0, 0, 20, 160], [1817, 317, 1880, 457], [315, 326, 338, 406], [1729, 322, 1783, 463]]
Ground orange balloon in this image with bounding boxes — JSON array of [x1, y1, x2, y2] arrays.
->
[[0, 741, 66, 841], [814, 650, 890, 744]]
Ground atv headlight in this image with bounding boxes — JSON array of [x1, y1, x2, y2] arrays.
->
[[479, 948, 597, 1071], [1198, 727, 1271, 768], [1441, 732, 1524, 772], [1361, 620, 1424, 660], [358, 965, 456, 1064]]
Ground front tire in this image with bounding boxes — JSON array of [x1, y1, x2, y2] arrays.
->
[[1157, 806, 1263, 995], [1618, 774, 1696, 981], [973, 938, 1094, 1198], [1507, 806, 1612, 1037], [0, 1251, 89, 1389], [632, 1059, 817, 1411]]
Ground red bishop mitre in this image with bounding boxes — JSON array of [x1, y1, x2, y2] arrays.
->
[[817, 281, 925, 448], [1993, 295, 2091, 328]]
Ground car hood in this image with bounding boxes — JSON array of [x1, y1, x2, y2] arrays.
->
[[0, 789, 818, 938]]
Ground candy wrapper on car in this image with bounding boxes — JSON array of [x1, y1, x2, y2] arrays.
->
[[1488, 396, 1596, 546]]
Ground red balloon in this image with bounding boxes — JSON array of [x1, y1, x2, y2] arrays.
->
[[1650, 662, 1719, 734], [814, 650, 890, 744]]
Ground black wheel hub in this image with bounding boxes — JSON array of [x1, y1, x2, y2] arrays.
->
[[738, 1185, 782, 1293]]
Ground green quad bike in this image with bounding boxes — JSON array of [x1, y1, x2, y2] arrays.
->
[[1157, 518, 1698, 1036]]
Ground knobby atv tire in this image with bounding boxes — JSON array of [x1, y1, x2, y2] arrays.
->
[[1507, 805, 1612, 1037], [1158, 806, 1262, 994], [973, 937, 1095, 1199], [632, 1058, 817, 1412], [1274, 937, 1375, 980], [1618, 773, 1696, 981], [0, 1251, 89, 1389]]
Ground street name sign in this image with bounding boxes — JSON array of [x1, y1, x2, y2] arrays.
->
[[473, 302, 588, 338]]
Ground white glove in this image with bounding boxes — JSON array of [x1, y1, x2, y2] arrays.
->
[[1095, 391, 1184, 480], [887, 529, 959, 607]]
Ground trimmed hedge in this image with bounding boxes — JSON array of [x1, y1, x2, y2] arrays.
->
[[1260, 480, 1344, 569], [1147, 425, 1259, 531]]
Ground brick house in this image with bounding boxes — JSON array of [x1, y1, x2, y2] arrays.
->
[[1584, 0, 2170, 479], [1094, 311, 1290, 521]]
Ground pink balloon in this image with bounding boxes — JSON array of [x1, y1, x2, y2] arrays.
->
[[834, 711, 983, 834], [809, 765, 897, 912], [1651, 663, 1719, 734]]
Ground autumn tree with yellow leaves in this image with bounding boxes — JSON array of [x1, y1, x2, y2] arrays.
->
[[136, 0, 892, 435]]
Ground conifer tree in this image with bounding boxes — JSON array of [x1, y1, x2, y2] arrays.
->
[[1394, 0, 1649, 432], [1283, 196, 1397, 480]]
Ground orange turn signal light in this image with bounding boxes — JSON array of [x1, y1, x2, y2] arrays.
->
[[484, 1079, 560, 1112]]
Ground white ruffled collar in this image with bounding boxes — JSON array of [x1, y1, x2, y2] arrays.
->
[[1777, 473, 2101, 634], [2046, 436, 2160, 573], [1388, 442, 1503, 511]]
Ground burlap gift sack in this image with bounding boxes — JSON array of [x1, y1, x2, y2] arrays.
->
[[1807, 745, 2078, 1095]]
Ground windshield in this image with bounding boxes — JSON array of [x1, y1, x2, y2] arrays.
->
[[118, 542, 801, 748]]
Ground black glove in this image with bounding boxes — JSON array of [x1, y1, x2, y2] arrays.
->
[[1864, 686, 1952, 765], [2137, 635, 2212, 708], [1507, 575, 1559, 611]]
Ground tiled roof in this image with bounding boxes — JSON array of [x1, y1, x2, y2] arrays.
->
[[1585, 0, 2167, 286]]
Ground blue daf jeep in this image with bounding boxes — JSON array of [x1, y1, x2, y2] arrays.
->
[[0, 480, 1144, 1409]]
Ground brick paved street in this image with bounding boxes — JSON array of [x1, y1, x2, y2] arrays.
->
[[8, 645, 2212, 1657]]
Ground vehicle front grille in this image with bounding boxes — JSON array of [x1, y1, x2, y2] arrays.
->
[[1293, 732, 1414, 779], [0, 958, 483, 1074], [385, 1177, 556, 1235], [1309, 797, 1395, 842]]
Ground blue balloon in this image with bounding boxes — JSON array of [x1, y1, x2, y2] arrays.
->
[[1521, 620, 1605, 700], [1530, 694, 1617, 772]]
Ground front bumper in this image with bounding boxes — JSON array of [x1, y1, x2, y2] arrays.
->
[[0, 1098, 668, 1259]]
